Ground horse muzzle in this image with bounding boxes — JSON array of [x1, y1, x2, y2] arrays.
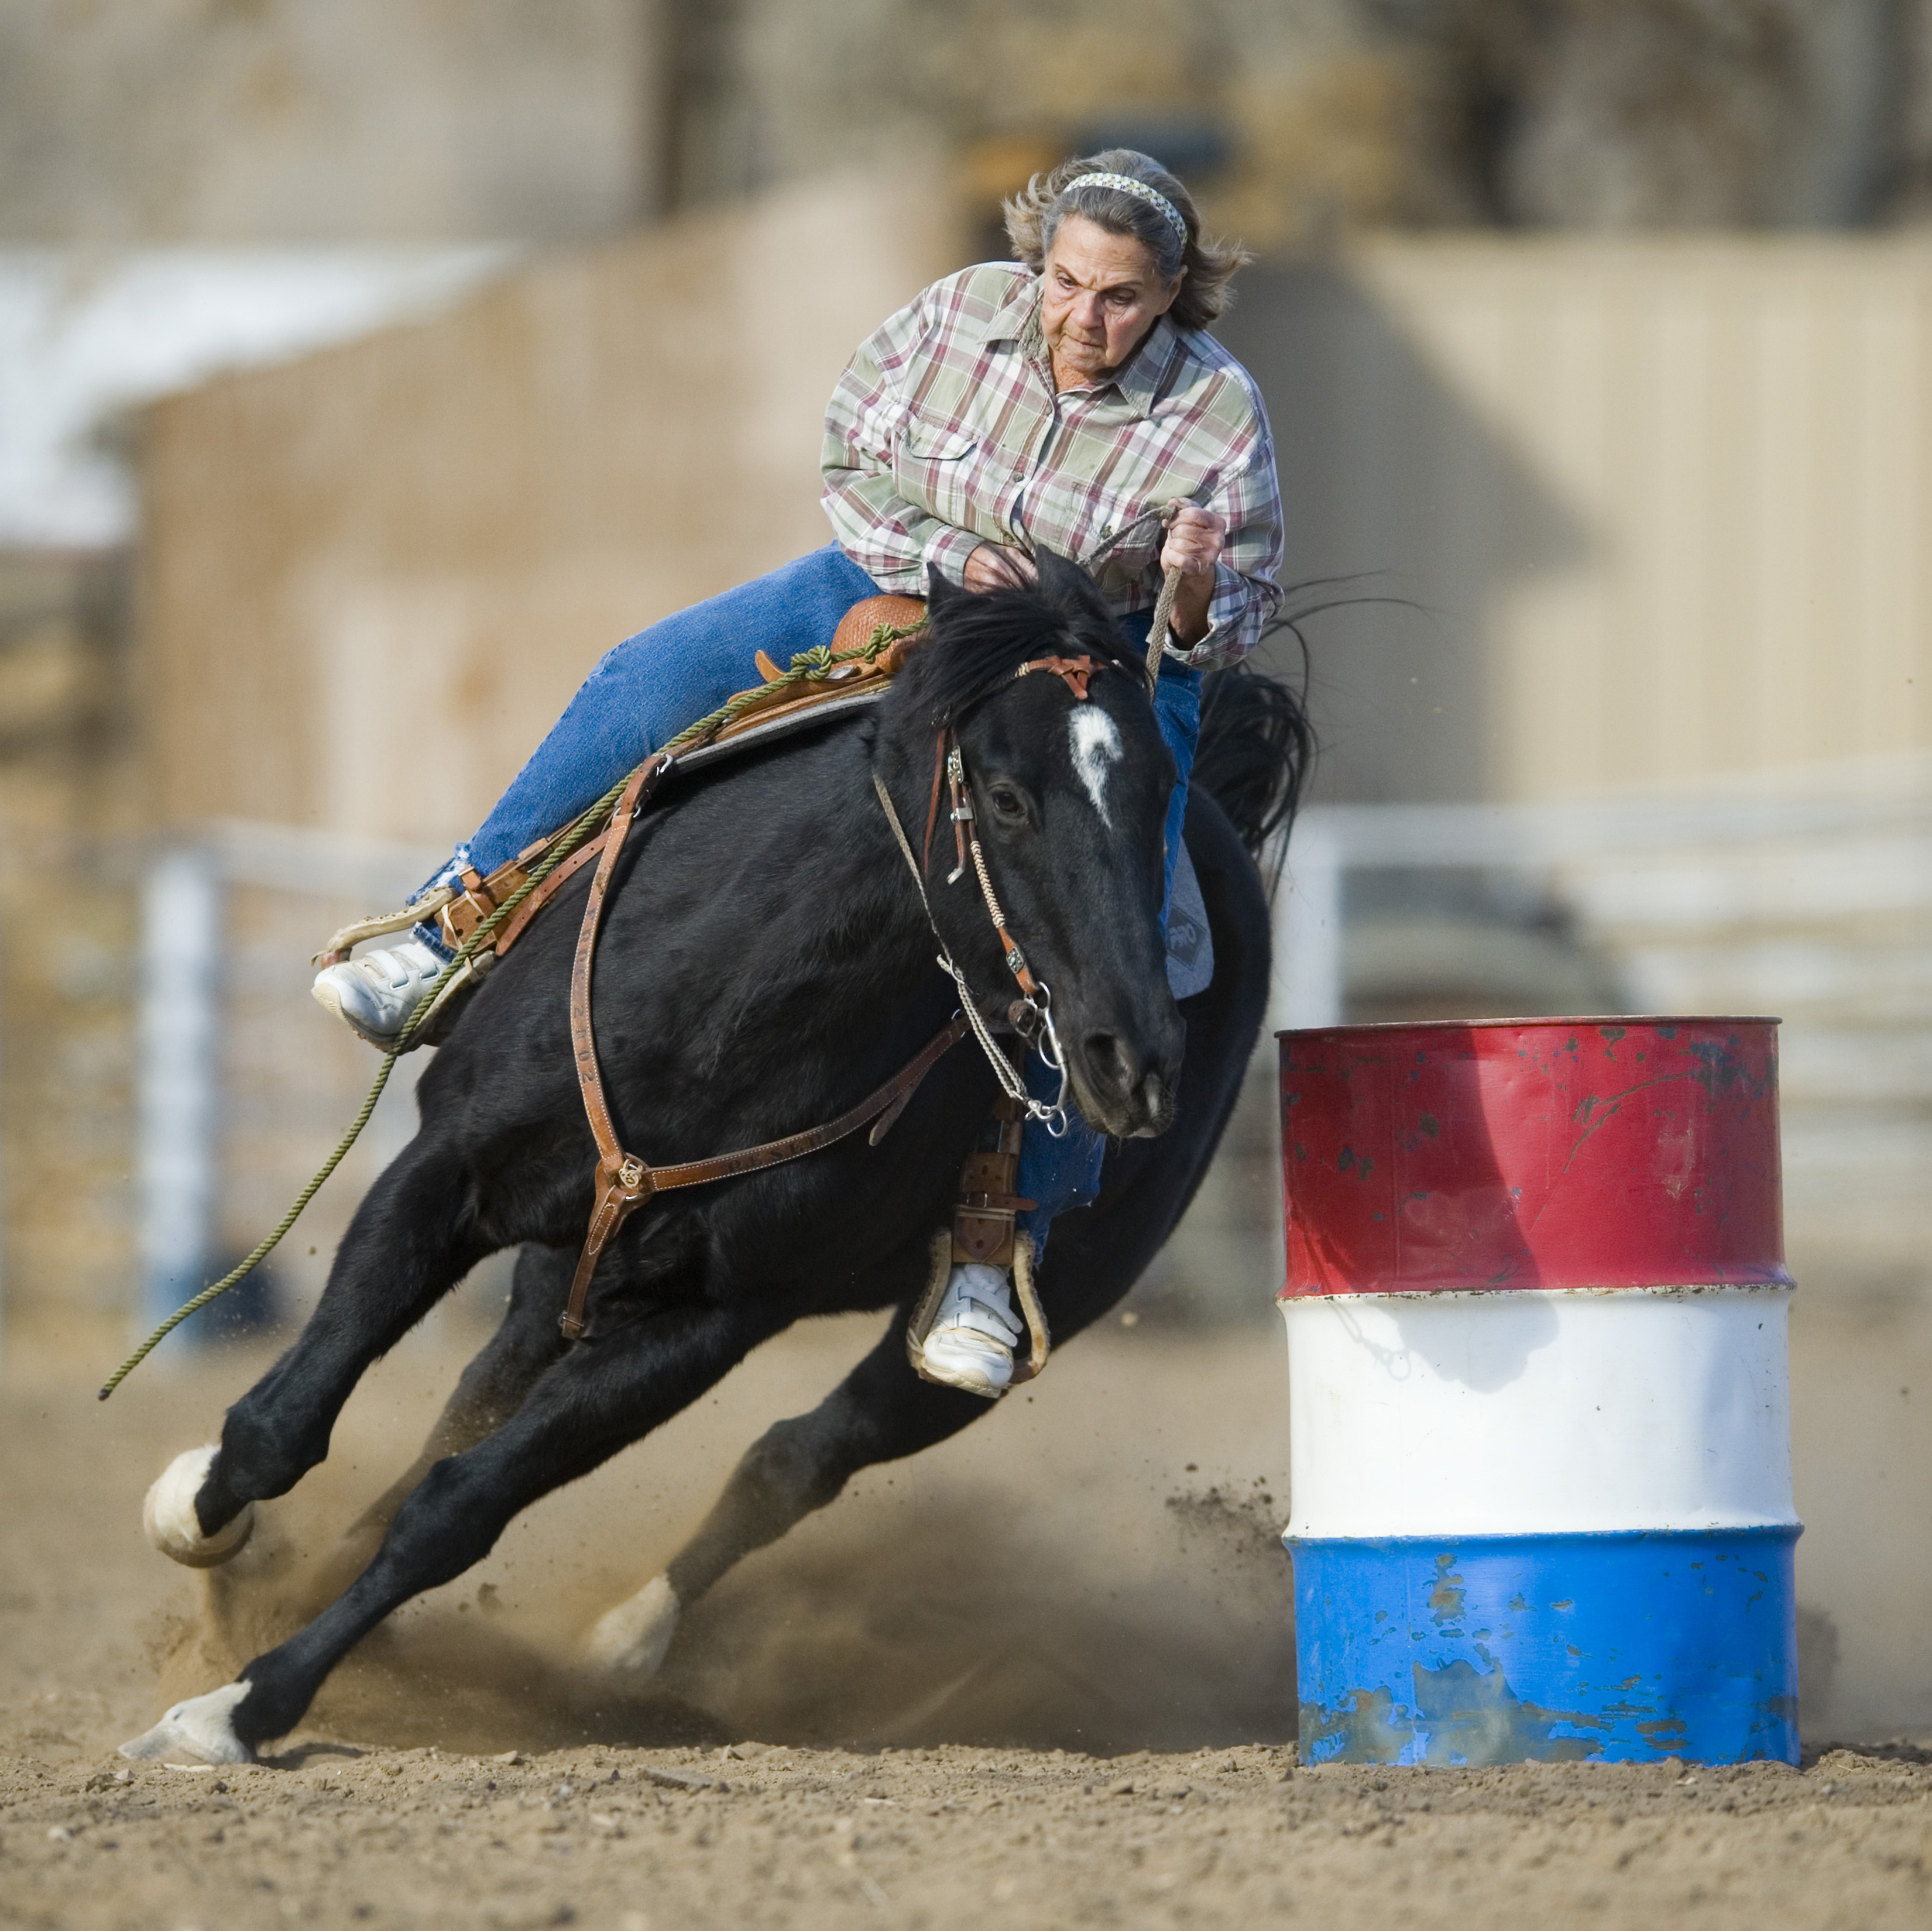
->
[[1067, 1019, 1182, 1140]]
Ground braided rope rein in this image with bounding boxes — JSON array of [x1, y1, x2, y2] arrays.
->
[[98, 617, 924, 1401], [1145, 563, 1183, 696]]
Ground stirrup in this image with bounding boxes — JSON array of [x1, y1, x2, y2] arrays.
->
[[905, 1085, 1050, 1391], [311, 885, 456, 968], [907, 1230, 1049, 1392]]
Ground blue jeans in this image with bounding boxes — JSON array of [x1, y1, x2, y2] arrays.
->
[[444, 545, 1200, 1262], [457, 547, 881, 877]]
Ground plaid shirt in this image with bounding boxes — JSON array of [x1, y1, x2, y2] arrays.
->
[[821, 262, 1284, 668]]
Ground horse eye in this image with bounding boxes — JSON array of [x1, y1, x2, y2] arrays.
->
[[989, 785, 1025, 819]]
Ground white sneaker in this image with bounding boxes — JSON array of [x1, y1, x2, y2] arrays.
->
[[918, 1262, 1021, 1397], [312, 936, 448, 1045]]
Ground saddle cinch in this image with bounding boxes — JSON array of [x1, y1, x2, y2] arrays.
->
[[310, 595, 1051, 1379]]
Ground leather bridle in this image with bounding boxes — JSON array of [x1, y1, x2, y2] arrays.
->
[[874, 651, 1119, 1142]]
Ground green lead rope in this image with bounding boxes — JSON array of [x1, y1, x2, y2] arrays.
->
[[97, 620, 921, 1401]]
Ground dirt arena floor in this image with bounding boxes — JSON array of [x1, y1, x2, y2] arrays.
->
[[4, 1289, 1931, 1929]]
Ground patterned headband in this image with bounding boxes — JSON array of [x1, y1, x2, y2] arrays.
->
[[1062, 171, 1189, 254]]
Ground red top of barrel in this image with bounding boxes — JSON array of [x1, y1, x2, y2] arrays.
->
[[1277, 1017, 1787, 1298]]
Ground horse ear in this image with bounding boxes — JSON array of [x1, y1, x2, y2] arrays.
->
[[1032, 545, 1107, 620], [926, 561, 965, 609]]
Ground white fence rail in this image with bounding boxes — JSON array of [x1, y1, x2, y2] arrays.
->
[[132, 774, 1932, 1341], [1276, 784, 1932, 1028], [135, 822, 441, 1343]]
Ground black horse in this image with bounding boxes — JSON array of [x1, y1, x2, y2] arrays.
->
[[124, 552, 1307, 1764]]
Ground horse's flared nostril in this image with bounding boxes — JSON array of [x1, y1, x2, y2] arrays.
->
[[1085, 1032, 1142, 1101], [1078, 1033, 1179, 1138]]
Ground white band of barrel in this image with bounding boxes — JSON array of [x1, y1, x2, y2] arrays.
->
[[1282, 1283, 1797, 1541]]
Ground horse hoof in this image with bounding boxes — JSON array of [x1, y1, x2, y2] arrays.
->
[[585, 1573, 681, 1676], [143, 1446, 255, 1568], [118, 1682, 257, 1765]]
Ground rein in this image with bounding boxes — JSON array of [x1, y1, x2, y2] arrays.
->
[[99, 606, 942, 1389], [557, 600, 1179, 1340]]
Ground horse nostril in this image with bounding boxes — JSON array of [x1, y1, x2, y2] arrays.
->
[[1085, 1032, 1141, 1098]]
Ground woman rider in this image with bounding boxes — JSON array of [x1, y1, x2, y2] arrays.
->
[[311, 148, 1284, 1398]]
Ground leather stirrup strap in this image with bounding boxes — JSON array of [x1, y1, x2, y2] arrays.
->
[[563, 755, 672, 1340], [490, 827, 612, 958]]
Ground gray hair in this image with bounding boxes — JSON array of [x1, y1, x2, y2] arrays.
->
[[1003, 148, 1251, 332]]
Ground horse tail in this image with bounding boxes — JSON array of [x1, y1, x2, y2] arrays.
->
[[1189, 651, 1314, 896]]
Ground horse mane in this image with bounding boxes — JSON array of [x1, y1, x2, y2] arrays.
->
[[898, 548, 1317, 898], [905, 549, 1147, 726], [1192, 659, 1312, 894]]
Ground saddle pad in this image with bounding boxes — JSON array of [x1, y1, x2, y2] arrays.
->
[[1165, 840, 1214, 999]]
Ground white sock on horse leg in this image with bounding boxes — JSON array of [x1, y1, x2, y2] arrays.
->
[[143, 1445, 255, 1568], [583, 1573, 681, 1676], [118, 1681, 256, 1764]]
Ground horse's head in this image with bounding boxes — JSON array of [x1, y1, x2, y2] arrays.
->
[[873, 549, 1183, 1139]]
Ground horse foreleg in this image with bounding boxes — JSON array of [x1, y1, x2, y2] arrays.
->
[[582, 1188, 1188, 1680], [583, 1136, 1233, 1679], [585, 802, 1269, 1680], [585, 1304, 991, 1675], [122, 1296, 782, 1764], [143, 1139, 486, 1569]]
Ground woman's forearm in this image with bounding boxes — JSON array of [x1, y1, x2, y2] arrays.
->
[[1158, 502, 1228, 647], [1168, 570, 1213, 645]]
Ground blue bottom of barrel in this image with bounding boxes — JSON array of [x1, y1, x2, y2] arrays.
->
[[1289, 1528, 1800, 1767]]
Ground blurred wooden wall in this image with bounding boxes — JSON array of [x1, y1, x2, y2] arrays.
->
[[1223, 236, 1932, 804], [139, 174, 966, 850], [143, 221, 1932, 835]]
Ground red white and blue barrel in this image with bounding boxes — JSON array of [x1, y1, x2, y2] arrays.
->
[[1278, 1018, 1799, 1767]]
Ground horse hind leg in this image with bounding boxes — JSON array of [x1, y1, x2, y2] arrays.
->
[[123, 1295, 784, 1764], [585, 1299, 993, 1676], [144, 1444, 257, 1568], [320, 1243, 573, 1586], [142, 1139, 485, 1570]]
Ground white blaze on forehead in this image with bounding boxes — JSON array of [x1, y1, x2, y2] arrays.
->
[[1068, 706, 1124, 827]]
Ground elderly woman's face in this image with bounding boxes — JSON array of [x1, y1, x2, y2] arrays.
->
[[1039, 213, 1182, 389]]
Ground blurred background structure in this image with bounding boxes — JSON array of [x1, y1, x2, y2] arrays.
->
[[4, 0, 1932, 1740]]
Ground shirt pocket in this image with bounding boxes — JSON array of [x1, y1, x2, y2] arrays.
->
[[893, 415, 982, 531], [1081, 492, 1165, 597]]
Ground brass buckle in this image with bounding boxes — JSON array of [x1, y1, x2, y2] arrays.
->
[[609, 1153, 654, 1202]]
